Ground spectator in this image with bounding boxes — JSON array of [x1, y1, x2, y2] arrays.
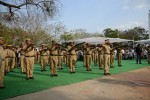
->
[[135, 44, 142, 64]]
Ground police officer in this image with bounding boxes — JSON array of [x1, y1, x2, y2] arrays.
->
[[19, 42, 26, 74], [83, 43, 86, 67], [0, 37, 6, 88], [39, 44, 49, 72], [85, 43, 93, 71], [5, 45, 15, 72], [11, 46, 16, 71], [102, 39, 111, 76], [93, 47, 98, 66], [97, 44, 104, 69], [24, 38, 35, 80], [58, 47, 64, 70], [50, 41, 59, 77], [68, 42, 77, 73], [117, 45, 123, 66], [110, 44, 115, 68]]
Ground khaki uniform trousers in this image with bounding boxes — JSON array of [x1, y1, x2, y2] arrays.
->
[[86, 55, 92, 70], [25, 57, 34, 78], [64, 56, 67, 65], [0, 61, 5, 87], [20, 55, 26, 73], [58, 56, 63, 68], [50, 56, 58, 75], [94, 53, 98, 65], [104, 54, 110, 74], [40, 56, 48, 71], [69, 55, 76, 72], [110, 54, 115, 67], [147, 54, 150, 64], [5, 57, 15, 72], [117, 53, 122, 66], [67, 54, 70, 67], [83, 55, 86, 67], [5, 58, 9, 72], [99, 54, 104, 68], [11, 57, 15, 70]]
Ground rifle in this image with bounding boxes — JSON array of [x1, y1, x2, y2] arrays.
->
[[68, 42, 85, 52], [0, 55, 2, 67], [39, 48, 49, 52], [24, 43, 34, 53]]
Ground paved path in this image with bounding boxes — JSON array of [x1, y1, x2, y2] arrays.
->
[[7, 67, 150, 100]]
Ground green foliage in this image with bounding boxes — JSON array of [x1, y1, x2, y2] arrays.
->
[[121, 27, 148, 41], [103, 27, 148, 41], [0, 23, 52, 46], [0, 23, 28, 45]]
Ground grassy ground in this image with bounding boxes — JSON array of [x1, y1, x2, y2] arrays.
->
[[0, 60, 149, 100]]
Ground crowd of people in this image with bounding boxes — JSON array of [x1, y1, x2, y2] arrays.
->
[[0, 36, 150, 89]]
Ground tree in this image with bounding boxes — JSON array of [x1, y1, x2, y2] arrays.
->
[[0, 0, 61, 21], [60, 32, 74, 42], [122, 27, 148, 41], [103, 28, 120, 38]]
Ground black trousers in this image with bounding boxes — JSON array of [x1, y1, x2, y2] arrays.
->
[[136, 54, 141, 64]]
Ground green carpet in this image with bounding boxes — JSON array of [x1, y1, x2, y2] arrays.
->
[[0, 60, 149, 100]]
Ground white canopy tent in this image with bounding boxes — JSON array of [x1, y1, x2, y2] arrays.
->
[[135, 39, 150, 44], [67, 37, 133, 44]]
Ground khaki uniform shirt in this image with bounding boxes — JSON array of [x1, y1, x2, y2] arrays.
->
[[25, 45, 35, 57], [103, 44, 111, 54], [0, 46, 5, 65]]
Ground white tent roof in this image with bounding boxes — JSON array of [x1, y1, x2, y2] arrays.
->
[[135, 39, 150, 44], [67, 37, 133, 44]]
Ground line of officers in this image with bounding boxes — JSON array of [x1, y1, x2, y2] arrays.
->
[[0, 37, 124, 88]]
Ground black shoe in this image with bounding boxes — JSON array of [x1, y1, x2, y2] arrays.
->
[[104, 73, 107, 76], [110, 66, 114, 68], [118, 65, 122, 67], [51, 75, 54, 77], [72, 72, 75, 73], [0, 86, 6, 89], [43, 70, 46, 71], [70, 72, 73, 74], [139, 63, 142, 64], [54, 74, 58, 76], [89, 69, 92, 71], [107, 73, 111, 75], [26, 77, 29, 80], [30, 77, 34, 79], [99, 68, 103, 70], [61, 68, 63, 70]]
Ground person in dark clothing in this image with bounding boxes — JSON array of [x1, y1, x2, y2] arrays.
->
[[135, 44, 142, 64]]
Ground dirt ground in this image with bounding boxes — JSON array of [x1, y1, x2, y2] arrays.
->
[[7, 67, 150, 100]]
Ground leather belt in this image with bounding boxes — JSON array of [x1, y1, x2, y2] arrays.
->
[[25, 56, 34, 57], [50, 54, 58, 56], [99, 53, 103, 55], [69, 54, 76, 55], [105, 53, 110, 55], [41, 55, 48, 56], [6, 57, 15, 58]]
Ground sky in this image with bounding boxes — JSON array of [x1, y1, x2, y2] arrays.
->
[[56, 0, 150, 33]]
